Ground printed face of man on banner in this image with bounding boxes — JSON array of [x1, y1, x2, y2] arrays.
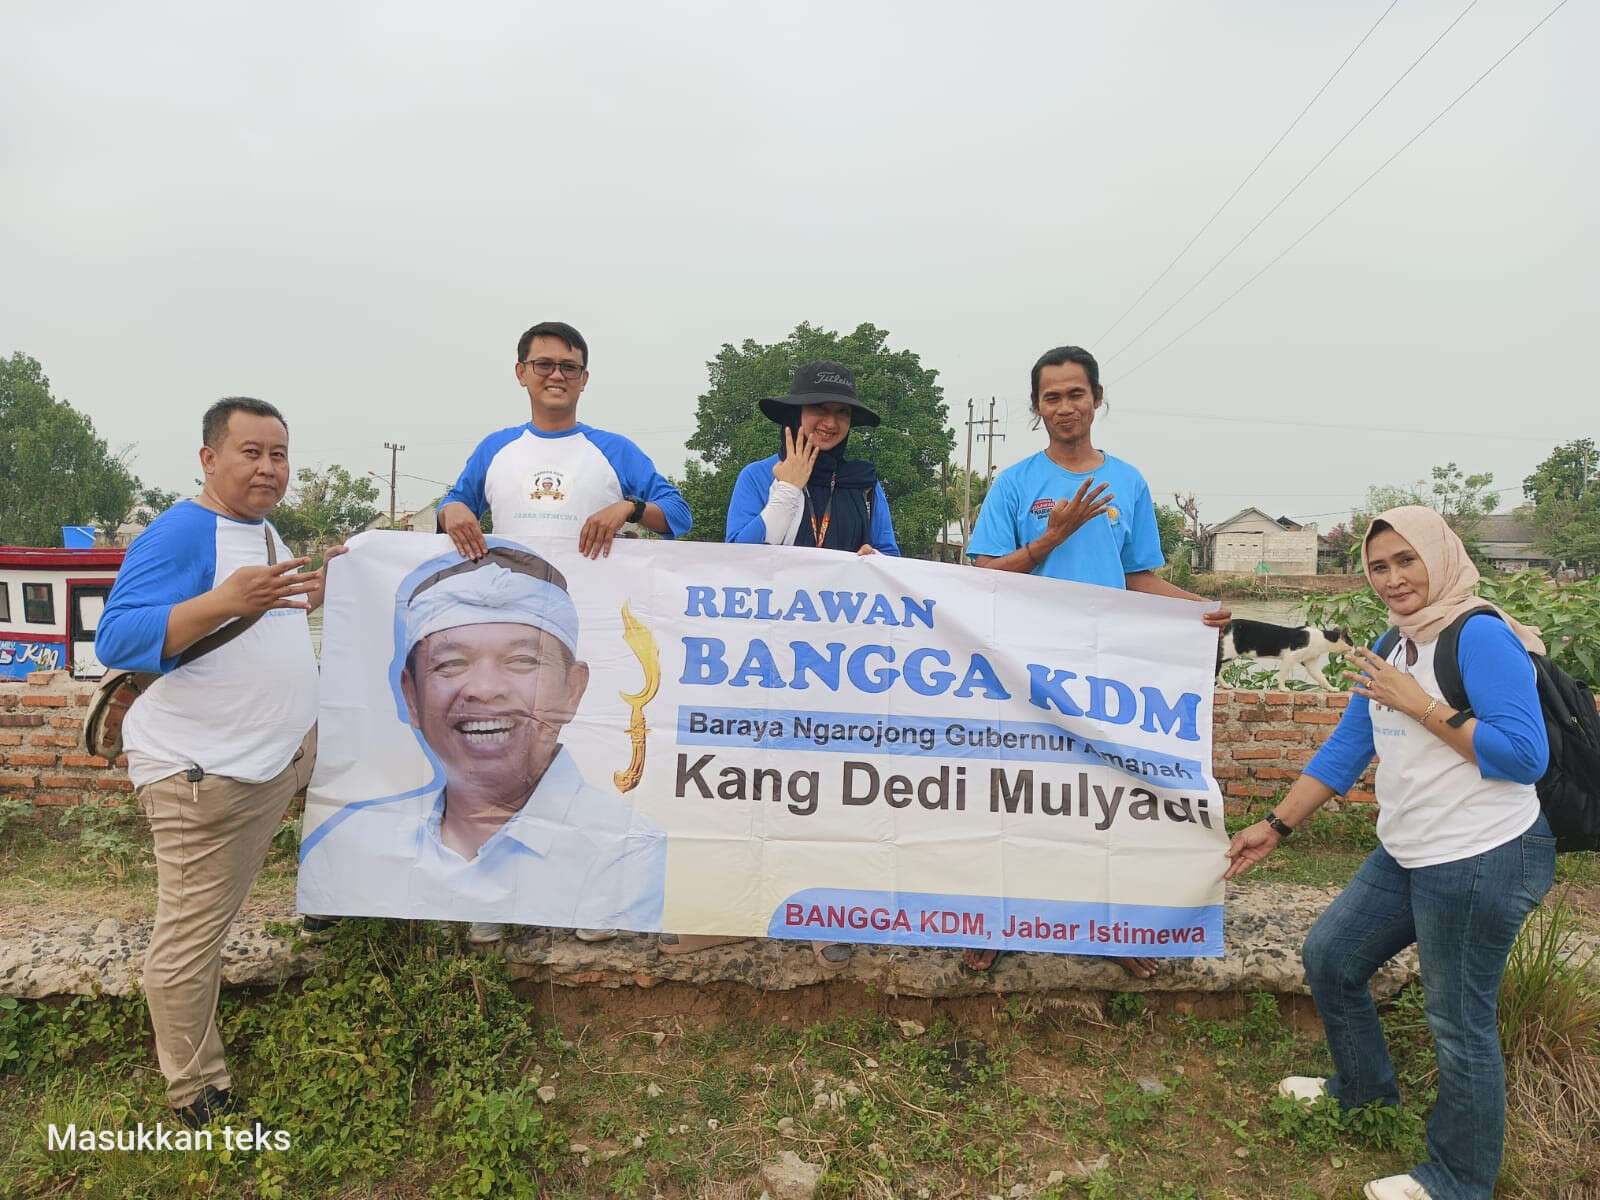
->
[[293, 538, 668, 931], [399, 548, 589, 860]]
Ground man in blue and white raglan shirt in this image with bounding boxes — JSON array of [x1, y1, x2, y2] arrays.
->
[[436, 319, 691, 562], [96, 397, 336, 1130], [434, 319, 690, 943]]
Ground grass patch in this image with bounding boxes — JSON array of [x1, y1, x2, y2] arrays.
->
[[0, 800, 298, 924], [1, 934, 1594, 1197], [1497, 895, 1600, 1198], [1224, 794, 1380, 889], [0, 961, 1517, 1199], [2, 795, 1595, 1197]]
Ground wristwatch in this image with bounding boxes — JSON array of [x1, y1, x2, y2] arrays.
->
[[625, 497, 646, 524], [1264, 811, 1295, 838]]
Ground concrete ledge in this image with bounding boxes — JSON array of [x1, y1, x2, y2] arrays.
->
[[0, 883, 1421, 1002]]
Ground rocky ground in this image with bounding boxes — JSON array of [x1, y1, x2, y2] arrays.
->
[[0, 881, 1421, 1001]]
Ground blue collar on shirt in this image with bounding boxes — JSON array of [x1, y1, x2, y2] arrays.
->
[[423, 745, 585, 862], [520, 422, 589, 440]]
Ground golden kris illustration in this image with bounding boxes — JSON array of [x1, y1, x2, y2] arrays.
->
[[613, 602, 660, 793]]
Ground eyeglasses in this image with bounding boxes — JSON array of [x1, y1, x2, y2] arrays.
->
[[519, 358, 586, 378]]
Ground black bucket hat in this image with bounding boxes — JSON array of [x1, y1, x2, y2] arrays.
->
[[758, 360, 881, 428]]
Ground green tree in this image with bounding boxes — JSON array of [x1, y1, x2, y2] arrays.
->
[[114, 484, 185, 533], [1522, 439, 1600, 575], [1321, 521, 1361, 571], [0, 352, 140, 546], [678, 322, 955, 558], [1353, 464, 1498, 558], [272, 465, 381, 553], [1522, 438, 1597, 507], [1153, 502, 1197, 585], [945, 462, 993, 553], [1153, 502, 1188, 562], [1425, 461, 1497, 539], [1536, 497, 1600, 575], [137, 485, 183, 514], [1361, 481, 1426, 515]]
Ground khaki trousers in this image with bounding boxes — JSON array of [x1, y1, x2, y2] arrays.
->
[[139, 728, 316, 1107]]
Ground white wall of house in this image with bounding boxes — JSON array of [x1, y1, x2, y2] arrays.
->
[[1210, 510, 1319, 574]]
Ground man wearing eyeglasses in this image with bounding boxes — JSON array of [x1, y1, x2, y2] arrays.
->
[[434, 319, 689, 944], [436, 320, 691, 561]]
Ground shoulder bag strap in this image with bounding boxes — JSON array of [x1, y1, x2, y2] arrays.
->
[[1435, 605, 1501, 727], [173, 524, 279, 667]]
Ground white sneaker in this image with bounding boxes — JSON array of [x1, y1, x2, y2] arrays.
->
[[466, 922, 507, 944], [1363, 1174, 1433, 1200], [1276, 1076, 1328, 1102], [574, 928, 618, 942]]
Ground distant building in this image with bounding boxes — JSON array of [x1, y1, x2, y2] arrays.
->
[[1208, 508, 1320, 575], [934, 519, 967, 563], [1473, 512, 1553, 573], [365, 497, 442, 535], [113, 507, 164, 547]]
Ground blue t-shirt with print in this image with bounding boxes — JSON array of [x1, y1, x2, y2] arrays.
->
[[966, 451, 1163, 588]]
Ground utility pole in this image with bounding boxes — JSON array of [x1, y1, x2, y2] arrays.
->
[[962, 398, 975, 547], [959, 399, 1007, 548], [939, 460, 950, 562], [383, 442, 405, 525], [978, 396, 1005, 486]]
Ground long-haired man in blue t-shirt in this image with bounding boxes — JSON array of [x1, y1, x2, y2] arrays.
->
[[965, 345, 1230, 976]]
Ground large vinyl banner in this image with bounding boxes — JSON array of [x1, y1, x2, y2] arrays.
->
[[298, 532, 1228, 957]]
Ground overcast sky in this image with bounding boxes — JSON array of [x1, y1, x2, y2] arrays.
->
[[4, 1, 1594, 532]]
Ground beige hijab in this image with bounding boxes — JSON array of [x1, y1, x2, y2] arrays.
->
[[1361, 506, 1543, 653]]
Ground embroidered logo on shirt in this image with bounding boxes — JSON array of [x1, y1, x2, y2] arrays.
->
[[1029, 499, 1055, 519], [527, 470, 566, 502]]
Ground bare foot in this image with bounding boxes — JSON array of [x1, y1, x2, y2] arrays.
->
[[961, 948, 1000, 972], [1116, 956, 1159, 979]]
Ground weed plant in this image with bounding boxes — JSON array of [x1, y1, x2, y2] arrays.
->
[[1306, 570, 1600, 686], [1, 920, 569, 1198], [55, 801, 146, 876], [5, 960, 1588, 1199], [1497, 895, 1600, 1197], [0, 796, 32, 840], [1217, 658, 1336, 692]]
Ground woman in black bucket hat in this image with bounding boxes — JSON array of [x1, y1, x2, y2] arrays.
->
[[726, 360, 899, 556], [741, 360, 897, 971], [656, 361, 899, 972]]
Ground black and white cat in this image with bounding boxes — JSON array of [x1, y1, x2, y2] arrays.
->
[[1217, 619, 1354, 691]]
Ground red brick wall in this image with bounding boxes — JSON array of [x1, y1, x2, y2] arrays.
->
[[1211, 690, 1375, 806], [0, 672, 130, 805], [2, 674, 1593, 810]]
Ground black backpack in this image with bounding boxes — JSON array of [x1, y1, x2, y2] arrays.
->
[[1375, 606, 1600, 853]]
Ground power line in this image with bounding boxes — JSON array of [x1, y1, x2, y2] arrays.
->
[[1094, 0, 1400, 347], [1112, 407, 1568, 443], [366, 468, 456, 490], [1199, 483, 1528, 500], [1210, 481, 1529, 523], [1103, 0, 1480, 366], [1111, 0, 1572, 386]]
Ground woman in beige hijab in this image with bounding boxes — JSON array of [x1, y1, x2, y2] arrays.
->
[[1225, 506, 1554, 1200]]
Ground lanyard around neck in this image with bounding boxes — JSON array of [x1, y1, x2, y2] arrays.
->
[[805, 473, 838, 547]]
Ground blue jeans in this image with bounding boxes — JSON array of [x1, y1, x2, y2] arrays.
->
[[1301, 815, 1556, 1200]]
